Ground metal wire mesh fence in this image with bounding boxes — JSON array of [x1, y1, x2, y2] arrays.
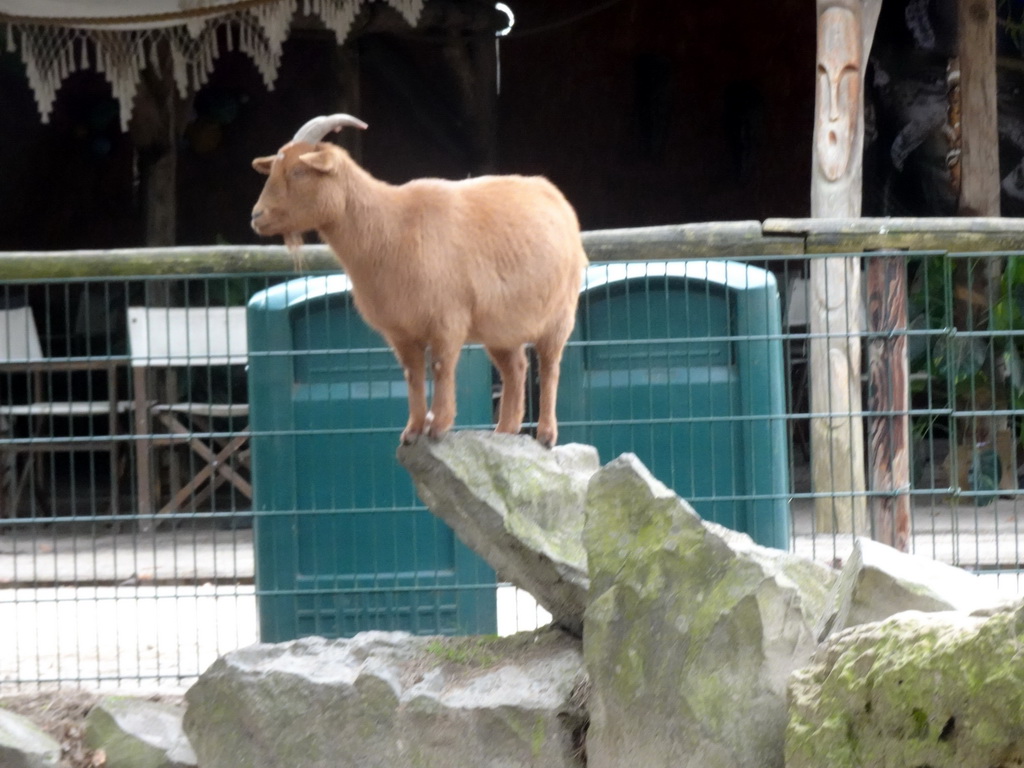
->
[[0, 273, 274, 691], [0, 243, 1022, 692], [783, 250, 1024, 589]]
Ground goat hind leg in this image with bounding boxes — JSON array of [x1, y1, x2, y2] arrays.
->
[[392, 341, 429, 445], [487, 345, 528, 434], [534, 336, 568, 448]]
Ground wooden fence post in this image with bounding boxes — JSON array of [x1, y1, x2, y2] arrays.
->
[[867, 253, 911, 551]]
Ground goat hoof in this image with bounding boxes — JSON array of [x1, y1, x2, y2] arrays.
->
[[400, 428, 422, 446], [425, 425, 449, 442], [536, 429, 557, 449]]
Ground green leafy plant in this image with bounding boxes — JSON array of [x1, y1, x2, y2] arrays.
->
[[904, 253, 1021, 497]]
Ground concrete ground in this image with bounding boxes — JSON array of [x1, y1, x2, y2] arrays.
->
[[3, 493, 1021, 586], [1, 495, 1021, 692], [791, 494, 1024, 572], [0, 523, 553, 692]]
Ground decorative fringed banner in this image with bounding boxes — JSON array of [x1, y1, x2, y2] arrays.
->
[[0, 0, 426, 130]]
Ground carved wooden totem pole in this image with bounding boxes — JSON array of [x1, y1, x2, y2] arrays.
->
[[809, 0, 880, 535]]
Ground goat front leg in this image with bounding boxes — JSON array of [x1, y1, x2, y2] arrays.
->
[[487, 345, 528, 434], [392, 340, 429, 445], [426, 339, 463, 440]]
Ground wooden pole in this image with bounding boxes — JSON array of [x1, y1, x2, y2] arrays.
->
[[952, 0, 1013, 491], [957, 0, 1000, 218], [867, 254, 911, 551], [131, 38, 183, 250], [955, 0, 1000, 326], [131, 38, 190, 307], [808, 0, 880, 535]]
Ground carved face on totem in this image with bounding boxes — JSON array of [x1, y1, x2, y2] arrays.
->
[[815, 7, 860, 182]]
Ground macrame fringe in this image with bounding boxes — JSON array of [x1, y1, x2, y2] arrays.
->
[[2, 0, 427, 131]]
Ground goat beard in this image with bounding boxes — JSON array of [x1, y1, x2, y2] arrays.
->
[[283, 232, 306, 272]]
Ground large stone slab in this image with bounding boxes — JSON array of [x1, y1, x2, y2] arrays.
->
[[85, 696, 196, 768], [184, 629, 587, 768], [583, 453, 836, 768], [815, 536, 1012, 641], [788, 602, 1024, 768], [397, 431, 599, 635], [0, 708, 61, 768]]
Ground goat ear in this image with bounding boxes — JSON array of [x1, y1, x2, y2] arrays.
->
[[298, 150, 339, 174], [252, 156, 275, 175]]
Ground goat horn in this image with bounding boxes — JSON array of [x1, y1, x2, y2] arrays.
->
[[291, 114, 369, 144]]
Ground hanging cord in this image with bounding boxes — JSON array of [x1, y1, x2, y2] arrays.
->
[[494, 2, 513, 95]]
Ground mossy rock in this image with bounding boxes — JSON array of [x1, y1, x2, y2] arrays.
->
[[0, 708, 62, 768], [583, 453, 835, 768], [84, 696, 195, 768], [787, 603, 1024, 768]]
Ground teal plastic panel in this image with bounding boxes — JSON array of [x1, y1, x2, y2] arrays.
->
[[559, 261, 790, 549], [248, 275, 497, 642]]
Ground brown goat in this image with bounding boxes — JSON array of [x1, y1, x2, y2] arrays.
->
[[250, 114, 587, 447]]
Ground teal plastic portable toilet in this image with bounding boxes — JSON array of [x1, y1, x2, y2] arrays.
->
[[247, 275, 497, 642], [559, 261, 790, 549]]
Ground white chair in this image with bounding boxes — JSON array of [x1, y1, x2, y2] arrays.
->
[[0, 306, 125, 517], [127, 306, 251, 526]]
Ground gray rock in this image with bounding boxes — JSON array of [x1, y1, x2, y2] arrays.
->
[[85, 696, 196, 768], [397, 431, 599, 635], [0, 708, 62, 768], [184, 629, 587, 768], [815, 536, 1012, 641], [582, 453, 836, 768], [787, 602, 1024, 768]]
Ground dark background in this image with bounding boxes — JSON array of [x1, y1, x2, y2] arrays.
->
[[0, 0, 816, 250], [4, 0, 1024, 253]]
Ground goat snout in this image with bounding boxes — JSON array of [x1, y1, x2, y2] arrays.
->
[[250, 209, 265, 233]]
